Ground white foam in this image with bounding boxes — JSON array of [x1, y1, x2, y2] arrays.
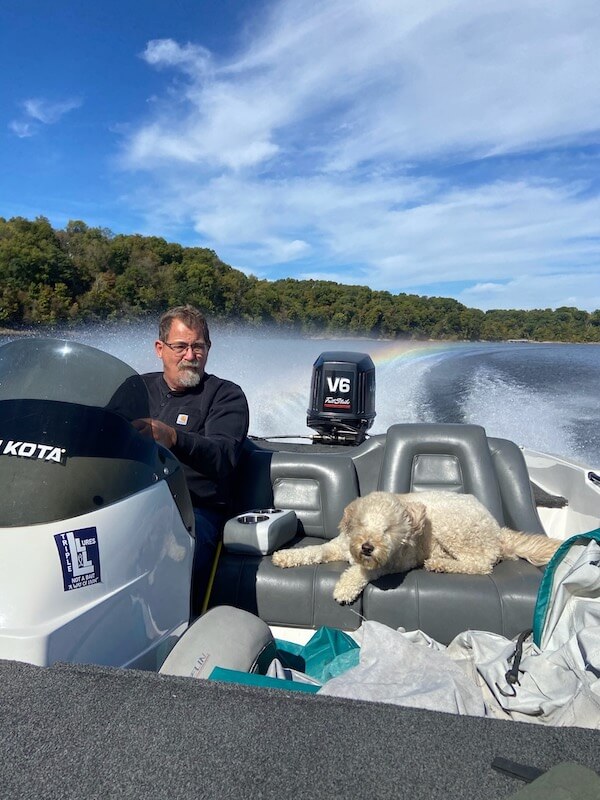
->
[[460, 366, 573, 458]]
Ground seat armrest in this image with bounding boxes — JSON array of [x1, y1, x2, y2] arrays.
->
[[223, 508, 298, 555]]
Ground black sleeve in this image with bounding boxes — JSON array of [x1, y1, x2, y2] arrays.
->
[[171, 381, 249, 482]]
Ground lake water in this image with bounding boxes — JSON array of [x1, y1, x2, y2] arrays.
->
[[1, 324, 599, 466]]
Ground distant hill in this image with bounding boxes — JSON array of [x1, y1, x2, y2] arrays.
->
[[1, 216, 598, 342]]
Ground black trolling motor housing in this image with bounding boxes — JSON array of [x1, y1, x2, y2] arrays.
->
[[307, 351, 376, 444]]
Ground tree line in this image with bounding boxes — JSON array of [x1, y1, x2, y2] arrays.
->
[[1, 215, 598, 342]]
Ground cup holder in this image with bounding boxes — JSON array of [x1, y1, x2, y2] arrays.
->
[[237, 513, 270, 524], [225, 508, 297, 554]]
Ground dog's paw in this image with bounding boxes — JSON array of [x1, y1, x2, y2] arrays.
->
[[333, 582, 360, 605]]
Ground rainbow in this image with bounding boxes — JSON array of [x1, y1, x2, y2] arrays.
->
[[370, 339, 458, 367]]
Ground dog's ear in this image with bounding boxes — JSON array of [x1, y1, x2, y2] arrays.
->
[[339, 498, 358, 534], [401, 499, 427, 536]]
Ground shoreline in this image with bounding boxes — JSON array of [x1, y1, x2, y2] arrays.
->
[[0, 326, 598, 346]]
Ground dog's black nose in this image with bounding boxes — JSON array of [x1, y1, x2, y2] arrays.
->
[[361, 543, 374, 555]]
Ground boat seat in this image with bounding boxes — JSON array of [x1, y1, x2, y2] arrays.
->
[[210, 446, 364, 630], [210, 425, 548, 642], [362, 424, 546, 642]]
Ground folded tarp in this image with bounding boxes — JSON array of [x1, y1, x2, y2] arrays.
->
[[274, 626, 359, 682]]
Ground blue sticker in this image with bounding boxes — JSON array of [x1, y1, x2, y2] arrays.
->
[[54, 527, 101, 591]]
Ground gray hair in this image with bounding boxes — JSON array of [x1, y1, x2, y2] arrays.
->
[[158, 305, 211, 346]]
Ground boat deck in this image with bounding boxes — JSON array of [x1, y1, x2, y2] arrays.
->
[[2, 657, 599, 799]]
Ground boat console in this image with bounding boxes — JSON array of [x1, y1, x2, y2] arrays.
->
[[0, 339, 195, 668]]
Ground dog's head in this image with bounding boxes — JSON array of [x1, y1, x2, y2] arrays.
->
[[339, 492, 426, 570]]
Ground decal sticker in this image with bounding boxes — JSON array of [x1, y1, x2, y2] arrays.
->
[[323, 396, 351, 409], [176, 414, 189, 426], [322, 370, 353, 411], [54, 527, 101, 591], [0, 439, 66, 464]]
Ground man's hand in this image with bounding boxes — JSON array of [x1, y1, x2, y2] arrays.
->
[[132, 418, 177, 449]]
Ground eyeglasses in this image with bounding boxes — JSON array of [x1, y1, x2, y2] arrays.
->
[[162, 341, 209, 356]]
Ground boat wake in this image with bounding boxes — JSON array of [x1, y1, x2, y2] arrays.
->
[[1, 325, 598, 465]]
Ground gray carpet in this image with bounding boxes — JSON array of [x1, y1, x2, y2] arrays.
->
[[1, 658, 598, 799]]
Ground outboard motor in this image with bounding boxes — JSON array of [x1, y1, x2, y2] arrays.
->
[[0, 339, 195, 669], [307, 351, 376, 444]]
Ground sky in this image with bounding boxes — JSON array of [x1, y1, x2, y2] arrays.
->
[[1, 0, 599, 312]]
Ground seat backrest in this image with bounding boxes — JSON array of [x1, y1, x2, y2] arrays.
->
[[271, 451, 359, 539], [487, 437, 545, 534], [377, 423, 505, 525], [231, 440, 359, 540], [231, 440, 276, 513]]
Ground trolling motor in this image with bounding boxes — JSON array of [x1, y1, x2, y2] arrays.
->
[[0, 339, 195, 668], [307, 351, 376, 445]]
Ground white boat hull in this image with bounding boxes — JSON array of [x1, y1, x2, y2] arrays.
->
[[523, 448, 600, 540]]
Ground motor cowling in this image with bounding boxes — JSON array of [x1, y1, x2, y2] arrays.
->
[[307, 351, 376, 444]]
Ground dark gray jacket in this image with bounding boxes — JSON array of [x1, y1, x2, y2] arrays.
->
[[142, 372, 249, 509]]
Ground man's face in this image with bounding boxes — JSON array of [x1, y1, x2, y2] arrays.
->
[[155, 319, 210, 391]]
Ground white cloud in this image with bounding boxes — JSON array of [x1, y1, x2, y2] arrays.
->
[[464, 283, 506, 295], [9, 120, 35, 138], [142, 39, 212, 76], [118, 0, 600, 311], [9, 96, 81, 137], [459, 274, 600, 311], [124, 1, 600, 170], [124, 173, 600, 306], [22, 97, 81, 124]]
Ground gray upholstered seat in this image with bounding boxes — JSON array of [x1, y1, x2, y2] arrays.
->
[[210, 425, 547, 642], [211, 445, 364, 629]]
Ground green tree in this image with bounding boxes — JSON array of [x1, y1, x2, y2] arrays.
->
[[0, 215, 597, 342]]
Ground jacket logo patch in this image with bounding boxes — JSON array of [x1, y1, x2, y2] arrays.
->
[[176, 414, 189, 426]]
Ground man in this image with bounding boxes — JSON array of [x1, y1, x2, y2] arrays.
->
[[133, 305, 249, 615]]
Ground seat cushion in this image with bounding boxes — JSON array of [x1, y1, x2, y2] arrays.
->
[[210, 538, 363, 630], [362, 558, 543, 644]]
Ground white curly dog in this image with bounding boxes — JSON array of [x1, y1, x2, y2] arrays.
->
[[272, 490, 562, 604]]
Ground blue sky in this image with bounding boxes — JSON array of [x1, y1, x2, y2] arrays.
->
[[1, 0, 599, 312]]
